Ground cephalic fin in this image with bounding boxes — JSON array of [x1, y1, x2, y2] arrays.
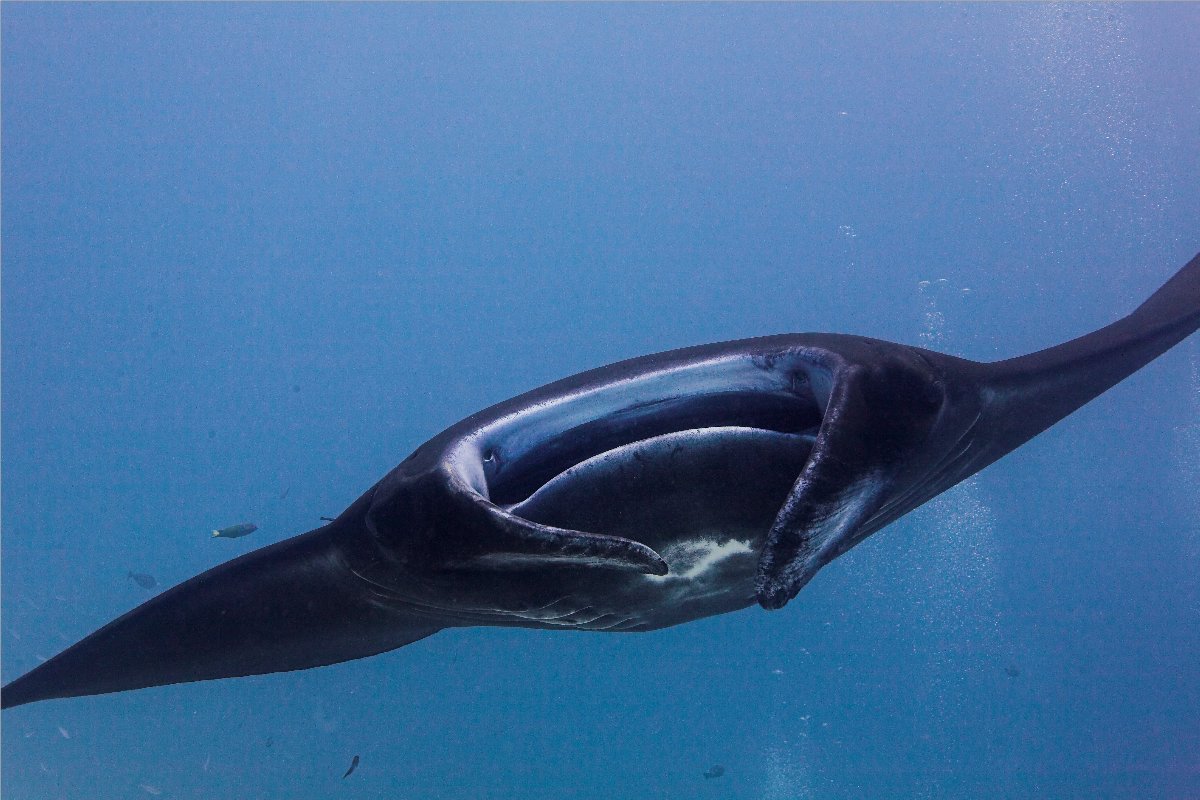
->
[[365, 468, 669, 576], [456, 490, 670, 575], [755, 350, 944, 609], [756, 250, 1200, 610]]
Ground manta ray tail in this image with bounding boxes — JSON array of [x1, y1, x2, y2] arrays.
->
[[979, 251, 1200, 458], [1, 524, 441, 709]]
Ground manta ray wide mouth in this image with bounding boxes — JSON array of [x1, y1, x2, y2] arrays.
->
[[481, 388, 823, 506]]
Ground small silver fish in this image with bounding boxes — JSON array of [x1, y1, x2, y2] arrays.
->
[[211, 523, 257, 539], [139, 784, 162, 796]]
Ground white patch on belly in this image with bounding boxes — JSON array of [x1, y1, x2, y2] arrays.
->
[[646, 538, 754, 582]]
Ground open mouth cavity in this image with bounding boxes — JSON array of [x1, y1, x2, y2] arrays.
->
[[468, 355, 828, 507]]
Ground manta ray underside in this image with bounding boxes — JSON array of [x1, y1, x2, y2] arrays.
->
[[3, 251, 1198, 709]]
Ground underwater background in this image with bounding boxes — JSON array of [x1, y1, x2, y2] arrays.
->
[[3, 4, 1198, 799]]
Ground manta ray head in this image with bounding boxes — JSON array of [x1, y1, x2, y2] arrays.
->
[[355, 344, 958, 627]]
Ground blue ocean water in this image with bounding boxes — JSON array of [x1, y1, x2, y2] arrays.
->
[[2, 4, 1198, 798]]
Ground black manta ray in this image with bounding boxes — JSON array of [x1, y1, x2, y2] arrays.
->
[[3, 253, 1198, 709]]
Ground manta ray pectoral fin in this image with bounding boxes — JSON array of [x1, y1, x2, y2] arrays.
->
[[1, 524, 442, 709], [972, 250, 1200, 465], [756, 352, 944, 609]]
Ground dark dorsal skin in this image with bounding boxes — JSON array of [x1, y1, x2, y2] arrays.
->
[[3, 253, 1198, 709]]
